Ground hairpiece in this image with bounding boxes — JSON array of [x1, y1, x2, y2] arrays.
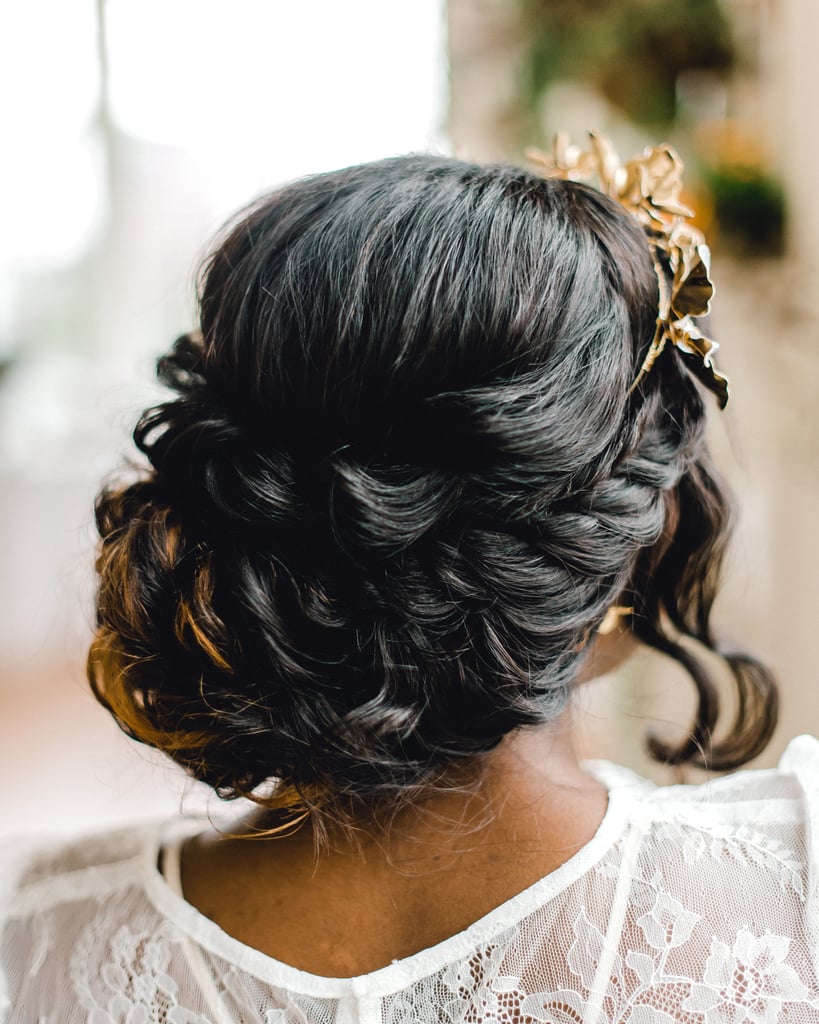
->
[[527, 132, 729, 408]]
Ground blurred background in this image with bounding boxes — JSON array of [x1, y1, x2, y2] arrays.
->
[[1, 0, 817, 837]]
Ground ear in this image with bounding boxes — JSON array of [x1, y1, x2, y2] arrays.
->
[[574, 611, 638, 685]]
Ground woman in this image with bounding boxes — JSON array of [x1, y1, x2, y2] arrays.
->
[[2, 145, 818, 1022]]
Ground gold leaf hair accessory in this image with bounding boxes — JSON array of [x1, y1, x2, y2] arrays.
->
[[527, 132, 729, 408]]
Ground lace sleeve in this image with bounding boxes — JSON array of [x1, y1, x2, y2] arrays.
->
[[0, 837, 43, 1023], [779, 734, 819, 976]]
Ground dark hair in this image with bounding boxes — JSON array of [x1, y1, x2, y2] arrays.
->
[[88, 155, 777, 822]]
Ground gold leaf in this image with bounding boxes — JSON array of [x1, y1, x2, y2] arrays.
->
[[668, 317, 716, 359], [589, 131, 621, 195], [671, 242, 714, 319], [526, 132, 728, 408], [668, 318, 729, 408], [641, 145, 686, 204], [525, 134, 596, 181], [619, 158, 650, 208]]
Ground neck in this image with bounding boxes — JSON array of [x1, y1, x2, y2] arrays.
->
[[180, 715, 609, 975], [221, 715, 605, 864]]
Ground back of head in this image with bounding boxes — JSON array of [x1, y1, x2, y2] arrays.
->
[[88, 155, 775, 822]]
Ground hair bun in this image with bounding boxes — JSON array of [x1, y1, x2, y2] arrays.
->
[[88, 156, 777, 824]]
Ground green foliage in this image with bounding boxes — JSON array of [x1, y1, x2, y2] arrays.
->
[[703, 164, 785, 255], [520, 0, 735, 128]]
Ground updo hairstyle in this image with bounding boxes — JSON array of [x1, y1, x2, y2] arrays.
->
[[88, 155, 777, 820]]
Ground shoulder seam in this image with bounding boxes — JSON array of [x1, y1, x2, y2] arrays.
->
[[6, 855, 145, 920]]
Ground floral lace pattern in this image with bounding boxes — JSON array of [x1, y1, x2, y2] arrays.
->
[[70, 917, 212, 1024], [682, 931, 811, 1023], [3, 738, 819, 1023]]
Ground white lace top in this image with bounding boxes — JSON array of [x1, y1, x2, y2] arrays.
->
[[4, 736, 819, 1023]]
